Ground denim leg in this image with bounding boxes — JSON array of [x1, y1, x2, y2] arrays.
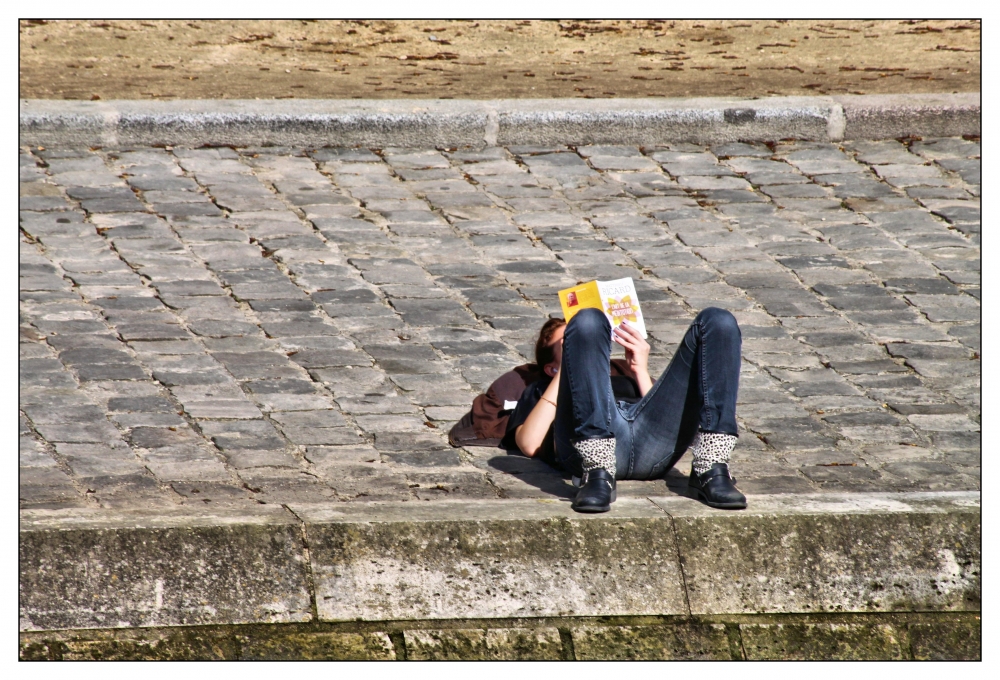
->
[[557, 308, 615, 440], [626, 307, 742, 479], [553, 308, 631, 476]]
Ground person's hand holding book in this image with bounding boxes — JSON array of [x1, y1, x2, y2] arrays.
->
[[613, 320, 653, 396]]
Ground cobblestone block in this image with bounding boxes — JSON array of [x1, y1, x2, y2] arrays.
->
[[405, 470, 498, 499], [199, 421, 287, 451], [73, 364, 148, 381], [182, 400, 262, 419], [19, 136, 980, 512], [381, 449, 463, 467], [20, 467, 81, 497], [33, 421, 121, 444], [105, 396, 176, 413], [904, 294, 979, 322], [111, 412, 187, 429], [903, 359, 979, 379], [223, 450, 301, 469], [127, 426, 203, 449], [237, 469, 338, 504], [906, 414, 978, 432]]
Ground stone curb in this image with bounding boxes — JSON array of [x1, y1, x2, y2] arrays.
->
[[20, 612, 983, 660], [19, 491, 980, 632], [19, 93, 979, 148]]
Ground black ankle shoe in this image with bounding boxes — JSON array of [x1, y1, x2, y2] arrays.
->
[[571, 468, 617, 513], [689, 463, 747, 509]]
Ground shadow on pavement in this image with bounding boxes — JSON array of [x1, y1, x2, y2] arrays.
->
[[664, 467, 700, 501], [486, 452, 702, 502], [487, 452, 577, 500]]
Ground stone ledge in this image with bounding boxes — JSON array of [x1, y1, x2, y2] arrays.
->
[[19, 93, 980, 148], [20, 491, 980, 634], [19, 505, 312, 632], [19, 612, 981, 660], [834, 93, 982, 141]]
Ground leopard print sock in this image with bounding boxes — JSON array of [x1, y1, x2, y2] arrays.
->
[[574, 437, 617, 478], [689, 431, 737, 475]]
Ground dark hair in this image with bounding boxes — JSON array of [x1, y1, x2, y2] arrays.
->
[[535, 317, 566, 368]]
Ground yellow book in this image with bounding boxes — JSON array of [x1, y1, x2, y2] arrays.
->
[[558, 277, 647, 338]]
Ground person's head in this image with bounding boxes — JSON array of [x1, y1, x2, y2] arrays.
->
[[535, 317, 566, 378]]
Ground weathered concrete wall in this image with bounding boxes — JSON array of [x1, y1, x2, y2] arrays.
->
[[297, 498, 687, 621], [291, 493, 980, 622], [20, 491, 980, 659], [655, 493, 981, 615], [19, 506, 313, 631], [20, 613, 981, 660]]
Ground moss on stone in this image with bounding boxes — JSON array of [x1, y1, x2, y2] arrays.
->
[[740, 623, 906, 660], [404, 627, 563, 660], [237, 631, 396, 660], [909, 619, 981, 660], [571, 623, 731, 660], [20, 628, 237, 660], [18, 610, 983, 660]]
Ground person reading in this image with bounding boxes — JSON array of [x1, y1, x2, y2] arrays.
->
[[454, 306, 747, 513]]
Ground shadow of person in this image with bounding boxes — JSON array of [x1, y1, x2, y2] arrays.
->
[[487, 452, 577, 500], [664, 467, 700, 500], [487, 453, 702, 502]]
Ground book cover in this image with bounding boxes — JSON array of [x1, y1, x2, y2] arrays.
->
[[558, 277, 647, 339]]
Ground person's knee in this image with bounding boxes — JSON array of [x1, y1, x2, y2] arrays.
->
[[697, 307, 740, 338], [567, 307, 610, 338]]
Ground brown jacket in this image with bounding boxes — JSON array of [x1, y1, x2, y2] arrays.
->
[[448, 360, 637, 448]]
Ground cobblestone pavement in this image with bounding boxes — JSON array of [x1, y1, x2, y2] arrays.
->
[[19, 137, 980, 510]]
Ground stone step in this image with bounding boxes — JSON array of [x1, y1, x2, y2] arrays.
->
[[20, 491, 980, 637], [19, 93, 981, 149]]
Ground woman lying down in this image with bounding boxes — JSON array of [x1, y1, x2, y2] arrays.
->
[[449, 306, 747, 514]]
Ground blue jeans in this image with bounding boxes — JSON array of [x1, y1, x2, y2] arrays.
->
[[554, 307, 742, 479]]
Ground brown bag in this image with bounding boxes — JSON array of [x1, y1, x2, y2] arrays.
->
[[449, 364, 542, 447], [448, 360, 639, 448]]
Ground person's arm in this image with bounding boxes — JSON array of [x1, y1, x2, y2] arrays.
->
[[514, 375, 560, 456], [614, 321, 653, 396]]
